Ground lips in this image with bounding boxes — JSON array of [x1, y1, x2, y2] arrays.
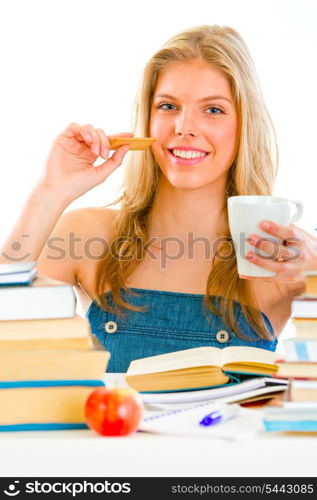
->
[[168, 146, 210, 153], [167, 148, 210, 166], [171, 149, 207, 158]]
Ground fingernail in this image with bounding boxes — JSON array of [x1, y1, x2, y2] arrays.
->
[[262, 221, 270, 230], [103, 148, 109, 158], [93, 143, 99, 155], [246, 252, 256, 260]]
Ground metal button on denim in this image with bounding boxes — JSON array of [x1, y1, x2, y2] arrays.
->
[[86, 288, 277, 372], [216, 330, 229, 343], [105, 321, 118, 333]]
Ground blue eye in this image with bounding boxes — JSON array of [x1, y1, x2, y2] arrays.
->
[[157, 103, 176, 111], [206, 107, 223, 114]]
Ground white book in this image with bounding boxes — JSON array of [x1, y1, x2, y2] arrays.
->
[[264, 402, 317, 420], [0, 275, 76, 320], [0, 261, 37, 275], [283, 338, 317, 361], [291, 298, 317, 318], [0, 261, 37, 285]]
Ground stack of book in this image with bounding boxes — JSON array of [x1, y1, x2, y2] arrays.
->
[[264, 272, 317, 431], [0, 262, 110, 431], [125, 345, 289, 405], [263, 401, 317, 432]]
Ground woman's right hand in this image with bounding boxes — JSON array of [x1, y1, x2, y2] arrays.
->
[[37, 123, 133, 204]]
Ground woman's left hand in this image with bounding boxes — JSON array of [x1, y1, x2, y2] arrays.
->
[[240, 220, 317, 282]]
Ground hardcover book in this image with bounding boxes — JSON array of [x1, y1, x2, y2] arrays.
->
[[0, 335, 110, 381], [0, 275, 76, 320], [0, 315, 92, 350], [0, 380, 104, 431]]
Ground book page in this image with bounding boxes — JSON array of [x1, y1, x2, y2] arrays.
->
[[139, 378, 268, 404], [0, 315, 89, 339], [127, 347, 222, 376], [140, 403, 264, 440], [222, 346, 280, 366]]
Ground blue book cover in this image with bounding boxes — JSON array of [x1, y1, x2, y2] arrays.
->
[[284, 338, 317, 362], [263, 420, 317, 432], [0, 423, 88, 432]]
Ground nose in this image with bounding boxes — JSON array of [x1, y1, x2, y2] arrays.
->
[[175, 110, 198, 137]]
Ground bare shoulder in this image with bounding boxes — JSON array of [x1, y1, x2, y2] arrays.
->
[[67, 206, 118, 237], [37, 206, 119, 293]]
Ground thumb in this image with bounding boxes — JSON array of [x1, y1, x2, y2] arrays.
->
[[94, 145, 130, 181]]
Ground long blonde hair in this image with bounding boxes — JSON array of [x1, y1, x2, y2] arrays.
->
[[93, 25, 279, 339]]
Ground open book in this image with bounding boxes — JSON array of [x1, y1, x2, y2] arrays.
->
[[125, 346, 281, 392]]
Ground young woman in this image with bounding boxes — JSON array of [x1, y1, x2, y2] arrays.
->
[[2, 25, 317, 372]]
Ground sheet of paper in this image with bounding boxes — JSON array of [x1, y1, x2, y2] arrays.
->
[[140, 403, 265, 440]]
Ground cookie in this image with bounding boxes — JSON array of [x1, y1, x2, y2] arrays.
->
[[109, 137, 156, 150]]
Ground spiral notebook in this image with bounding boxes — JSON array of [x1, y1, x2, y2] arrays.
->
[[139, 402, 265, 440]]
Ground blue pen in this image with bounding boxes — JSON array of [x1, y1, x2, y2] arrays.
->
[[199, 404, 239, 426]]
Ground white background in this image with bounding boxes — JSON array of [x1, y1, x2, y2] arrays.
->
[[0, 0, 315, 464], [0, 0, 316, 341], [0, 0, 316, 243], [1, 0, 316, 340]]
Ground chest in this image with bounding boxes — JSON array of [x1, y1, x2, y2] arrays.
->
[[127, 246, 214, 294], [76, 244, 291, 336]]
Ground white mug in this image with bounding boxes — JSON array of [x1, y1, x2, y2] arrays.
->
[[227, 195, 303, 277]]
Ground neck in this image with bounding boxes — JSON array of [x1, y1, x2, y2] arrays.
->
[[149, 176, 229, 240]]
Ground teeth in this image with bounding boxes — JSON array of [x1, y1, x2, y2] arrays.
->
[[172, 149, 207, 159]]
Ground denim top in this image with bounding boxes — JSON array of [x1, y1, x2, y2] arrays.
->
[[86, 287, 277, 373]]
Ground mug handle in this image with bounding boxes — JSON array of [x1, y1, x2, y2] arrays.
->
[[290, 200, 303, 223]]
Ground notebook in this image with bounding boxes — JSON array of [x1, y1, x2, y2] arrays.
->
[[139, 402, 265, 440], [0, 261, 37, 285], [138, 377, 288, 405]]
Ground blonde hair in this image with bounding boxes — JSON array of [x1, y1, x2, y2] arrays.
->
[[93, 25, 279, 340]]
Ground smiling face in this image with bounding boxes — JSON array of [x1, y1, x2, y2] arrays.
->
[[150, 59, 239, 191]]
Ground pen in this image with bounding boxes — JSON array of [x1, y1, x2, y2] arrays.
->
[[199, 404, 240, 426]]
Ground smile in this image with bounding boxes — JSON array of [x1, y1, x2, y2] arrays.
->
[[167, 149, 210, 165]]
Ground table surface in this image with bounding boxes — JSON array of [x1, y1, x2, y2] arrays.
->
[[0, 374, 316, 478]]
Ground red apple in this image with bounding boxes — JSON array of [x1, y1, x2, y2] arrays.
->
[[85, 386, 144, 436]]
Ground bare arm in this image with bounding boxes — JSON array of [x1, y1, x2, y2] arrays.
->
[[0, 123, 132, 281], [0, 187, 68, 265]]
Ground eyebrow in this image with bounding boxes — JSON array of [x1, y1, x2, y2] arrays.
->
[[154, 93, 233, 104]]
